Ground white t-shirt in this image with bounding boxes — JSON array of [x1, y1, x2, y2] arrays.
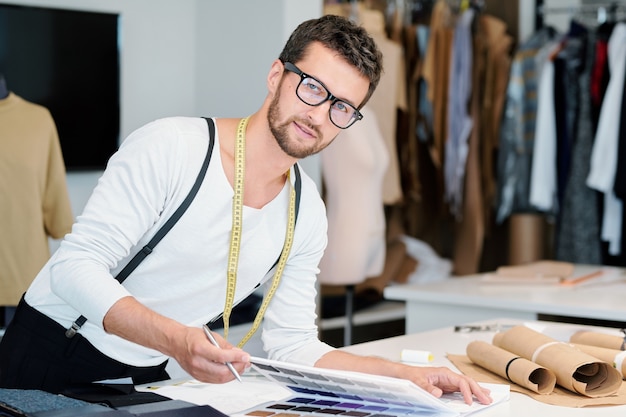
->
[[26, 117, 334, 367]]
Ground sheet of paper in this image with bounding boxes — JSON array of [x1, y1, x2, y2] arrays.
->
[[135, 371, 290, 415]]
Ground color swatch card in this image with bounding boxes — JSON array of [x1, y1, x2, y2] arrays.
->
[[232, 356, 510, 417]]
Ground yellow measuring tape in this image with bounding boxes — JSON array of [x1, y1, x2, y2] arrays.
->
[[222, 116, 297, 348]]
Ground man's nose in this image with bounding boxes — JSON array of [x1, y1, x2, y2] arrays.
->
[[305, 100, 331, 125]]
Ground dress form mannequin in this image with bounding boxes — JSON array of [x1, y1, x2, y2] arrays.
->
[[360, 8, 407, 205], [324, 4, 407, 205], [320, 7, 415, 345], [0, 89, 74, 327], [318, 106, 388, 286], [318, 106, 388, 345]]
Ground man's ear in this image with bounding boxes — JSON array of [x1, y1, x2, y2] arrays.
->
[[267, 59, 284, 94]]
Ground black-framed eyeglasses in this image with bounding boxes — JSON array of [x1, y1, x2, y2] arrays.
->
[[283, 61, 363, 129]]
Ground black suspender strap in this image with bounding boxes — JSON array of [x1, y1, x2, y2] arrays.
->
[[293, 163, 302, 223], [65, 118, 216, 338]]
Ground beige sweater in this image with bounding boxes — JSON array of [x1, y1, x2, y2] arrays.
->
[[0, 93, 73, 305]]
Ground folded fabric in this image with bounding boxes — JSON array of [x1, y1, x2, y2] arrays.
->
[[466, 340, 556, 394], [493, 325, 622, 397]]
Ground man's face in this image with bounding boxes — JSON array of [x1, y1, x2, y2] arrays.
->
[[268, 43, 369, 159]]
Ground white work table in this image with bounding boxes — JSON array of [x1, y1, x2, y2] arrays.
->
[[148, 318, 626, 416], [341, 318, 626, 417], [384, 265, 626, 333]]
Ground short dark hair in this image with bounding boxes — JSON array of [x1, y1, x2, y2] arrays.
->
[[278, 14, 383, 108]]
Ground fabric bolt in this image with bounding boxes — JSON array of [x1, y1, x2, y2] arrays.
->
[[23, 117, 335, 368], [0, 93, 74, 305]]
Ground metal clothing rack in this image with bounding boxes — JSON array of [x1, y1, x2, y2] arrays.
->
[[388, 0, 484, 26], [536, 1, 626, 28]]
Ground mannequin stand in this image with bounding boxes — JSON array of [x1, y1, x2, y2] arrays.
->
[[344, 285, 355, 346]]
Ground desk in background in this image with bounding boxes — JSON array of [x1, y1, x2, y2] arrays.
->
[[384, 265, 626, 334], [341, 318, 626, 417]]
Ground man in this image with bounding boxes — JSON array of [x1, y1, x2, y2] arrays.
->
[[0, 15, 491, 406]]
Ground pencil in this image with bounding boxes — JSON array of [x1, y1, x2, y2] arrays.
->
[[559, 270, 603, 287], [202, 324, 242, 382]]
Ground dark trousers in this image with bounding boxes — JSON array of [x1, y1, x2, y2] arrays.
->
[[0, 296, 169, 395]]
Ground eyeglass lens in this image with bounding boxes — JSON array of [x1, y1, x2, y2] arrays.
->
[[297, 77, 358, 128]]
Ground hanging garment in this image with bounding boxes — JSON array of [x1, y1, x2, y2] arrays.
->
[[555, 24, 602, 264], [552, 21, 589, 211], [444, 8, 474, 220], [529, 39, 562, 213], [590, 21, 615, 130], [495, 27, 558, 223], [452, 12, 512, 275], [421, 0, 454, 174], [478, 14, 514, 225], [587, 23, 626, 256], [612, 53, 626, 201]]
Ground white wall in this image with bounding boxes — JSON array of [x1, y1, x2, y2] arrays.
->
[[541, 0, 584, 32], [3, 0, 322, 244], [194, 1, 323, 186]]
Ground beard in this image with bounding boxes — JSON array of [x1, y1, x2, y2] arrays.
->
[[267, 88, 331, 159]]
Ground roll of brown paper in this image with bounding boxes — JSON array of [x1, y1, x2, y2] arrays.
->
[[466, 340, 556, 394], [572, 343, 626, 378], [493, 325, 622, 397], [570, 331, 625, 351]]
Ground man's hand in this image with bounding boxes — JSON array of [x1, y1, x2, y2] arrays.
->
[[401, 365, 492, 405], [103, 296, 250, 383], [315, 350, 493, 405], [171, 327, 250, 383]]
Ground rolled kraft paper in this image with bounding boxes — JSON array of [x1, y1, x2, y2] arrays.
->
[[493, 325, 623, 397], [570, 331, 626, 351], [466, 340, 556, 394], [572, 343, 626, 378]]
